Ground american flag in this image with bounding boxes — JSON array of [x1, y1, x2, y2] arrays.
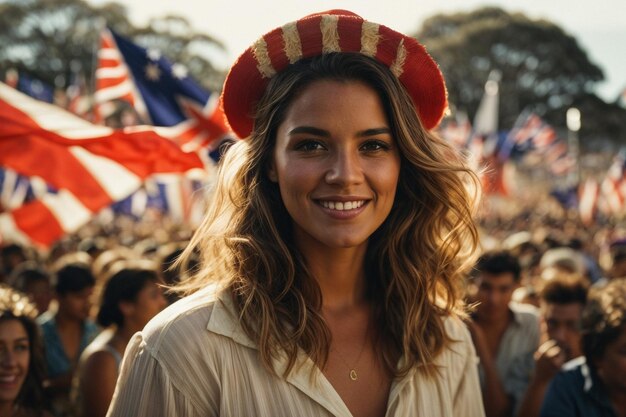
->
[[601, 151, 626, 216], [0, 82, 209, 247]]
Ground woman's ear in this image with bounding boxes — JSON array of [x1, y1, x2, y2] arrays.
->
[[119, 301, 134, 317]]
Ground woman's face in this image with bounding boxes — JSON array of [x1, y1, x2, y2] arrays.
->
[[270, 79, 401, 252], [125, 280, 167, 329], [0, 319, 30, 405]]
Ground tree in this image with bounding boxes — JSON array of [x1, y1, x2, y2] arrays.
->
[[415, 7, 626, 147], [0, 0, 224, 92]]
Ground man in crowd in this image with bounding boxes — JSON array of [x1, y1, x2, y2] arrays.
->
[[469, 250, 540, 417], [540, 278, 626, 416], [511, 273, 588, 417], [37, 254, 99, 416]]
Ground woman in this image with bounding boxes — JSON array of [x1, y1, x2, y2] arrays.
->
[[108, 10, 484, 417], [73, 260, 166, 417], [0, 285, 51, 417]]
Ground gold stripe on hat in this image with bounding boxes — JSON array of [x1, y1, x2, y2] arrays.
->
[[390, 39, 407, 77], [282, 22, 303, 64], [252, 37, 276, 79], [321, 15, 340, 53], [360, 21, 380, 57]]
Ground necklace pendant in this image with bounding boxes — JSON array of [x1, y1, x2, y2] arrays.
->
[[349, 369, 358, 381]]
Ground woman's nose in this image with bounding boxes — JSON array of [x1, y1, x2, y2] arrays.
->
[[324, 150, 363, 186], [0, 350, 16, 368]]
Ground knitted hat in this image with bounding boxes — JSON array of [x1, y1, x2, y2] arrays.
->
[[221, 9, 447, 139]]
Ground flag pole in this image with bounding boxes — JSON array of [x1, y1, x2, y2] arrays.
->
[[566, 107, 581, 187]]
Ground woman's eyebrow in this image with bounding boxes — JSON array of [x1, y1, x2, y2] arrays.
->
[[357, 127, 391, 137], [288, 126, 391, 137], [288, 126, 330, 137]]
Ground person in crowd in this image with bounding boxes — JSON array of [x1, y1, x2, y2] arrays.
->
[[108, 10, 485, 417], [470, 250, 540, 417], [540, 278, 626, 417], [37, 257, 98, 416], [0, 285, 52, 417], [510, 273, 588, 417], [0, 244, 28, 283], [72, 260, 166, 417], [608, 239, 626, 280], [8, 262, 53, 317]]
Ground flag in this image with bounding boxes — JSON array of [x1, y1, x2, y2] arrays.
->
[[0, 82, 208, 247], [579, 178, 599, 225], [600, 151, 626, 216], [66, 70, 91, 119], [16, 73, 55, 103], [94, 28, 230, 152]]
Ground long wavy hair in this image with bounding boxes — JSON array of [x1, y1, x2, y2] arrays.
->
[[178, 53, 480, 377]]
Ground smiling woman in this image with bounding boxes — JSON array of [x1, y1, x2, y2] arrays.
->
[[108, 10, 484, 417], [0, 286, 51, 417]]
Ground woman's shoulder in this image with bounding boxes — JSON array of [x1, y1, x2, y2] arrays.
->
[[436, 314, 476, 366], [141, 284, 223, 348]]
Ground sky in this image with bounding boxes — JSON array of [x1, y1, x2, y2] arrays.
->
[[88, 0, 626, 101]]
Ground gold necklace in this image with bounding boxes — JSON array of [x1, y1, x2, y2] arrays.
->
[[332, 323, 370, 381]]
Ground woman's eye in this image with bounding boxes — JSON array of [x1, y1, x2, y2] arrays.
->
[[295, 140, 325, 152], [360, 140, 391, 152], [15, 343, 29, 352]]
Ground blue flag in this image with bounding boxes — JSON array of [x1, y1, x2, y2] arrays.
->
[[109, 29, 211, 126]]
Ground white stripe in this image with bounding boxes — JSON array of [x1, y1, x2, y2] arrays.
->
[[390, 39, 407, 77], [360, 22, 380, 57], [0, 83, 113, 139], [149, 120, 198, 138], [98, 48, 123, 60], [0, 214, 32, 246], [29, 176, 49, 199], [40, 190, 92, 233], [7, 178, 28, 210], [130, 188, 148, 217], [282, 22, 302, 64], [0, 168, 17, 208], [94, 79, 134, 103], [69, 146, 142, 201], [320, 15, 340, 53], [96, 66, 129, 78], [252, 37, 276, 78]]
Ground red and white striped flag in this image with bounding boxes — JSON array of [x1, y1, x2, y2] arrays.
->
[[0, 82, 208, 247], [94, 29, 147, 122]]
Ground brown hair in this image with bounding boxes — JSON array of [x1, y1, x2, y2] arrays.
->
[[178, 53, 480, 377], [539, 273, 589, 306], [0, 285, 47, 412], [582, 278, 626, 367]]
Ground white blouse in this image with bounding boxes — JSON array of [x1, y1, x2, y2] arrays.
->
[[106, 286, 485, 417]]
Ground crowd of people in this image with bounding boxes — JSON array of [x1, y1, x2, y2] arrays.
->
[[0, 186, 624, 417], [1, 8, 625, 417]]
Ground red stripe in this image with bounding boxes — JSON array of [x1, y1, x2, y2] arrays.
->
[[336, 18, 363, 52], [12, 201, 65, 247], [264, 28, 290, 72], [297, 16, 324, 58], [0, 97, 203, 209], [97, 58, 123, 68], [96, 79, 129, 91]]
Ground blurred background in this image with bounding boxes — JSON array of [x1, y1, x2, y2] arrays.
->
[[0, 0, 625, 250]]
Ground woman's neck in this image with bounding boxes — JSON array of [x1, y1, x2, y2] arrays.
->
[[299, 242, 369, 311]]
